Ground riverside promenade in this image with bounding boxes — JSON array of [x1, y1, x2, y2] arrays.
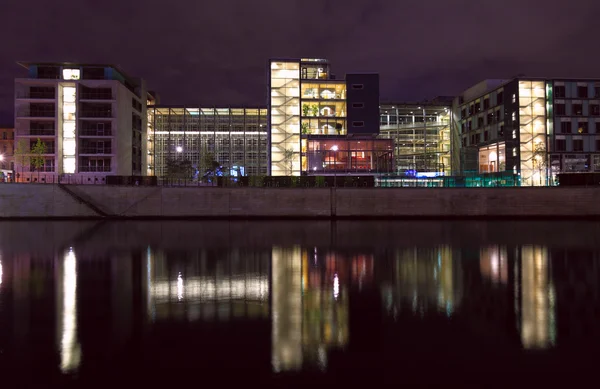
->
[[1, 183, 599, 219]]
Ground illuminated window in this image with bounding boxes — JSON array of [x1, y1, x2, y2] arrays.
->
[[63, 122, 76, 138], [63, 157, 76, 173], [512, 94, 516, 103], [63, 69, 81, 80], [513, 148, 517, 157], [63, 139, 76, 156]]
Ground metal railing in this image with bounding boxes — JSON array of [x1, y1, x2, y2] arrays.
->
[[18, 129, 56, 136], [79, 129, 113, 136], [79, 166, 112, 172], [16, 92, 56, 99], [17, 110, 55, 118], [79, 147, 112, 154], [80, 111, 112, 118], [80, 93, 113, 100]]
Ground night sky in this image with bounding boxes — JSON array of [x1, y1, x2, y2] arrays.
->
[[0, 0, 598, 125]]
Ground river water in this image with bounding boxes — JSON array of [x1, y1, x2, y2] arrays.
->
[[0, 220, 599, 387]]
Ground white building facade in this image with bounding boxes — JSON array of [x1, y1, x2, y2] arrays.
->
[[14, 62, 151, 183]]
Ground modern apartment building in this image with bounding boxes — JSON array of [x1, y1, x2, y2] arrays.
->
[[14, 62, 150, 183], [379, 100, 453, 176], [268, 58, 393, 176], [453, 78, 600, 186], [148, 107, 268, 178]]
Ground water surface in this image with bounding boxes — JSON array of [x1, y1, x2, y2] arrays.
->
[[1, 221, 599, 387]]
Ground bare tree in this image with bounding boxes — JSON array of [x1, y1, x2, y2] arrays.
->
[[13, 138, 30, 182], [532, 141, 547, 186], [284, 149, 294, 175]]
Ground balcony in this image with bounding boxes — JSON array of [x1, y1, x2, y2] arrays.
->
[[18, 128, 56, 136], [29, 147, 55, 154], [28, 166, 55, 172], [80, 111, 112, 118], [79, 166, 112, 172], [17, 110, 55, 118], [79, 129, 113, 137], [80, 92, 114, 100], [16, 92, 56, 99], [79, 147, 112, 154]]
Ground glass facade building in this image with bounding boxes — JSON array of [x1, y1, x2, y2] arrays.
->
[[149, 107, 268, 178], [269, 58, 389, 176], [454, 78, 600, 186], [379, 102, 452, 176]]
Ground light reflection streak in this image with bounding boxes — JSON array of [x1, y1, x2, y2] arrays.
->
[[151, 276, 269, 302], [177, 272, 183, 301], [60, 248, 81, 373], [333, 274, 339, 300]]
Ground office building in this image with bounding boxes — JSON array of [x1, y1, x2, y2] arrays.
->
[[453, 78, 600, 186], [379, 100, 453, 176], [14, 62, 151, 183], [268, 58, 393, 176], [148, 107, 268, 178]]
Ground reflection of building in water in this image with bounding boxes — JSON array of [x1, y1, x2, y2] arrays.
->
[[480, 246, 508, 285], [382, 246, 462, 317], [272, 247, 359, 372], [272, 246, 303, 372], [550, 248, 600, 346], [301, 249, 353, 370], [56, 248, 81, 373], [148, 249, 270, 322], [518, 245, 556, 349]]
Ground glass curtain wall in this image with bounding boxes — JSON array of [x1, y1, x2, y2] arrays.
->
[[306, 139, 394, 174], [380, 105, 451, 176], [151, 107, 268, 178], [270, 61, 301, 176], [518, 81, 548, 186]]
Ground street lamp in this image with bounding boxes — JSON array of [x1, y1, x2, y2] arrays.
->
[[176, 146, 183, 153]]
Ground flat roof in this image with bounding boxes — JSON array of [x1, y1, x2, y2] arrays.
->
[[17, 61, 141, 85]]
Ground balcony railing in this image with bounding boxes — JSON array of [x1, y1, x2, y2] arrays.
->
[[29, 166, 55, 172], [79, 129, 113, 136], [17, 92, 56, 99], [17, 110, 55, 118], [79, 166, 112, 172], [79, 147, 112, 154], [80, 93, 114, 100], [29, 148, 55, 154], [17, 128, 56, 136], [80, 111, 112, 118]]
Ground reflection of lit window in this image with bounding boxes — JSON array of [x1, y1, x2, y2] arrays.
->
[[61, 249, 81, 372], [333, 273, 339, 300], [177, 273, 183, 301], [63, 69, 80, 80]]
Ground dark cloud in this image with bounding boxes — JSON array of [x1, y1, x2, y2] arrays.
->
[[0, 0, 598, 123]]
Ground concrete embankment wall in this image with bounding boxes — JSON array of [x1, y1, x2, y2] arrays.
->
[[1, 184, 600, 219]]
